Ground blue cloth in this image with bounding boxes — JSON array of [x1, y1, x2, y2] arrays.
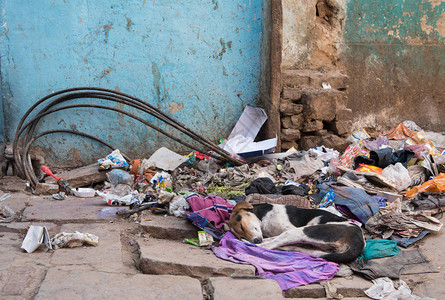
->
[[317, 184, 380, 224], [184, 212, 226, 239], [390, 231, 431, 248], [372, 195, 388, 208]]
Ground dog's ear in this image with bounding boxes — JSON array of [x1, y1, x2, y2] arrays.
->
[[233, 202, 254, 213]]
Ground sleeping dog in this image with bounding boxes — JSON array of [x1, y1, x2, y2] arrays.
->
[[225, 202, 365, 263]]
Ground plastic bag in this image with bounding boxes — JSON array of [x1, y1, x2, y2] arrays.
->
[[381, 163, 411, 191], [0, 193, 15, 223], [106, 169, 134, 186], [406, 173, 445, 199], [98, 149, 129, 169], [338, 143, 365, 168]]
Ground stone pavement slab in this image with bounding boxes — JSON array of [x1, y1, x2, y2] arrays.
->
[[50, 223, 135, 274], [138, 238, 256, 279], [0, 232, 51, 299], [0, 222, 58, 235], [139, 214, 197, 240], [0, 191, 32, 217], [400, 228, 445, 299], [35, 267, 203, 300], [284, 277, 372, 298], [207, 277, 283, 300], [22, 195, 120, 222]]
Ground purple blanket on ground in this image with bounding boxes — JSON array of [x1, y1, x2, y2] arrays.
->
[[212, 232, 339, 291]]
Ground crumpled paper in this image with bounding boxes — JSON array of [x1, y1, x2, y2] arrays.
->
[[21, 225, 52, 253]]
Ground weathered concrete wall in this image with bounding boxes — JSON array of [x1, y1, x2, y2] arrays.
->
[[343, 0, 445, 131], [282, 0, 346, 71], [282, 0, 317, 69], [0, 0, 266, 166]]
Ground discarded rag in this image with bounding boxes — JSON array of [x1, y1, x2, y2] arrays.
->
[[358, 238, 400, 261], [245, 177, 278, 195], [212, 232, 339, 291], [349, 248, 437, 280], [186, 194, 233, 228], [317, 184, 380, 224]]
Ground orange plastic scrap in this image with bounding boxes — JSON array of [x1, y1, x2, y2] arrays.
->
[[129, 159, 157, 181], [405, 173, 445, 199], [381, 123, 418, 140], [355, 164, 383, 175], [129, 159, 141, 175]]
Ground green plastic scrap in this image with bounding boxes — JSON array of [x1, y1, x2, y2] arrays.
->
[[184, 238, 200, 247]]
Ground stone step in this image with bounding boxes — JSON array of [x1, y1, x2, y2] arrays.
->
[[139, 214, 198, 240], [35, 267, 203, 300], [282, 69, 348, 90], [22, 195, 122, 223], [50, 223, 136, 274], [284, 277, 372, 298], [205, 277, 284, 300], [138, 238, 256, 280]]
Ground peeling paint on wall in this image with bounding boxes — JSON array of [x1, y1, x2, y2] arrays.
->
[[167, 101, 184, 114], [344, 0, 445, 131]]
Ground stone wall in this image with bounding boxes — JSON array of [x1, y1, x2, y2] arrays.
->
[[280, 69, 351, 151], [279, 0, 351, 152]]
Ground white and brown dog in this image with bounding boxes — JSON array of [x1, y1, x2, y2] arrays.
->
[[225, 202, 365, 263]]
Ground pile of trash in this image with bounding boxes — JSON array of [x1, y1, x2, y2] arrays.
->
[[34, 112, 445, 296]]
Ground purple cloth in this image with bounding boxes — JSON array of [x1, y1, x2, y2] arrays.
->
[[212, 232, 339, 291], [186, 194, 233, 228], [362, 136, 389, 151]]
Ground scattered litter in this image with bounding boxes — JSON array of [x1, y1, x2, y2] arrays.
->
[[52, 192, 66, 200], [73, 188, 96, 198], [365, 277, 434, 300], [51, 231, 99, 249], [0, 193, 15, 223], [146, 147, 188, 171], [98, 149, 129, 169], [321, 82, 331, 89], [220, 105, 277, 158], [21, 225, 52, 253], [198, 230, 214, 246], [106, 169, 134, 186], [41, 165, 73, 194]]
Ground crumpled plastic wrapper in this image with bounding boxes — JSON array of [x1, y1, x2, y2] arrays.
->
[[51, 231, 99, 249], [0, 193, 15, 223], [365, 277, 434, 300]]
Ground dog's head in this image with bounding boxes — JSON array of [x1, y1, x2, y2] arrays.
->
[[225, 202, 263, 244]]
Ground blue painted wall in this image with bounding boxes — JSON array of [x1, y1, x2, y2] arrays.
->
[[0, 0, 265, 165]]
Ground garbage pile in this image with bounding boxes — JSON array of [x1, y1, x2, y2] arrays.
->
[[33, 108, 445, 294]]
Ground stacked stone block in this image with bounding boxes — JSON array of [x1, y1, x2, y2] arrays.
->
[[280, 70, 352, 151]]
